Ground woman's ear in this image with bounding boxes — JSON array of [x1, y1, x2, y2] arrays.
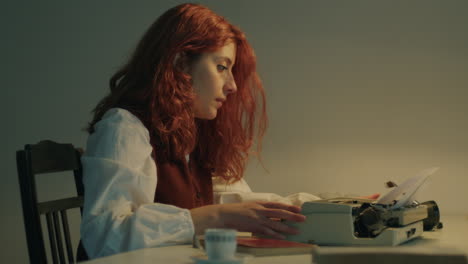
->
[[174, 52, 190, 73]]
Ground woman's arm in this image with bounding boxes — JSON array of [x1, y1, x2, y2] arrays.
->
[[80, 109, 195, 258]]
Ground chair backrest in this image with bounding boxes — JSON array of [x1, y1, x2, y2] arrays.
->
[[17, 140, 84, 264]]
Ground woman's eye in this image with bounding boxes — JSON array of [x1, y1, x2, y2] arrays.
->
[[217, 65, 228, 72]]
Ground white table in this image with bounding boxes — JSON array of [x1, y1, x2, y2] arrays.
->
[[84, 215, 468, 264]]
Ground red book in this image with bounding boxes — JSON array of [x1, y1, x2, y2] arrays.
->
[[236, 237, 316, 256]]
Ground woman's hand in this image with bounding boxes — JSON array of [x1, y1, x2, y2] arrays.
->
[[190, 201, 306, 239]]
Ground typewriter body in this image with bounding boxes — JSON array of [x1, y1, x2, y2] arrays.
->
[[285, 198, 440, 246]]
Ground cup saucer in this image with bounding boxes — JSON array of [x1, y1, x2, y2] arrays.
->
[[190, 253, 253, 264]]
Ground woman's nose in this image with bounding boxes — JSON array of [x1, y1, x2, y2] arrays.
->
[[224, 73, 237, 94]]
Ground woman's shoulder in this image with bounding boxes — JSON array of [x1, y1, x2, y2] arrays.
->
[[100, 108, 145, 127], [91, 107, 150, 143], [85, 108, 152, 159]]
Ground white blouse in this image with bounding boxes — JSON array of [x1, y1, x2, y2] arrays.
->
[[80, 108, 320, 259]]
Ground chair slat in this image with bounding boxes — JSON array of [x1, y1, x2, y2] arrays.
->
[[38, 196, 84, 214], [53, 212, 66, 264], [61, 210, 75, 264], [46, 213, 59, 264]]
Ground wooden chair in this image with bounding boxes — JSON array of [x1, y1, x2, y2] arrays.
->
[[17, 140, 84, 264]]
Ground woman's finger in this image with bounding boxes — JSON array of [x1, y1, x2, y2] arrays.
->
[[259, 208, 306, 222], [359, 193, 380, 200], [262, 218, 300, 235], [255, 225, 286, 240], [257, 201, 302, 213]]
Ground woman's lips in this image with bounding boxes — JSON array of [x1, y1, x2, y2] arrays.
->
[[216, 98, 225, 108]]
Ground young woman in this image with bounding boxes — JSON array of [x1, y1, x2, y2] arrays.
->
[[78, 3, 306, 260]]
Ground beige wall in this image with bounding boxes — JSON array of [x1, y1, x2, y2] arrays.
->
[[238, 1, 468, 215], [3, 0, 467, 262]]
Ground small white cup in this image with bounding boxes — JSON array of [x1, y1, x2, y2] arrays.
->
[[204, 228, 237, 260]]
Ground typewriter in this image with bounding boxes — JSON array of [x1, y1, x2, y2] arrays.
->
[[285, 168, 441, 246]]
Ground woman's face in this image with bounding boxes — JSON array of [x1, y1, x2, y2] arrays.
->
[[189, 42, 238, 120]]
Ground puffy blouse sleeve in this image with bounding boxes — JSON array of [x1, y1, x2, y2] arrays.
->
[[80, 108, 194, 259], [213, 177, 321, 207]]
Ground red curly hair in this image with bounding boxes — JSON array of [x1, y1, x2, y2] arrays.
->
[[87, 3, 267, 182]]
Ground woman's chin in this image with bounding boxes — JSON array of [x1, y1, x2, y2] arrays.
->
[[206, 112, 217, 120], [196, 111, 218, 120]]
